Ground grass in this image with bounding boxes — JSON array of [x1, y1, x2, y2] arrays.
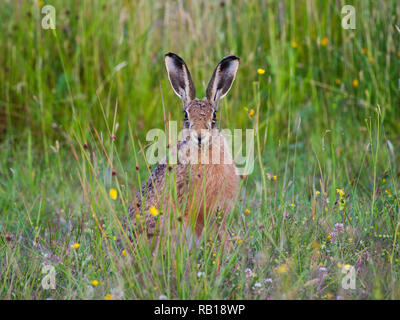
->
[[1, 0, 400, 299]]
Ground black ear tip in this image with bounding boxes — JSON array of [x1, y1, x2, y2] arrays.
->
[[217, 55, 240, 72], [165, 52, 176, 58], [165, 52, 186, 66], [224, 55, 240, 62]]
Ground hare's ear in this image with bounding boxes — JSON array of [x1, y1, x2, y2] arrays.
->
[[164, 53, 196, 107], [206, 55, 239, 108]]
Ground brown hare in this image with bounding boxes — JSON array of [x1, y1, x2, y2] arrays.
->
[[128, 52, 240, 247]]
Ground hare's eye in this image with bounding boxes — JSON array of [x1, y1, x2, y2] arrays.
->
[[184, 111, 188, 119], [213, 111, 217, 119]]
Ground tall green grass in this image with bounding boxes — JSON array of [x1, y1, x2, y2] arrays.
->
[[0, 0, 399, 299]]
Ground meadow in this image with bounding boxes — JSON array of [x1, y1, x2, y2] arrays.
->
[[1, 0, 400, 300]]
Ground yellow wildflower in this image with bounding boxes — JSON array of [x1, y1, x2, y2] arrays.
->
[[248, 109, 255, 116], [290, 203, 295, 207], [237, 239, 242, 244], [122, 249, 126, 257], [104, 293, 112, 300], [316, 190, 320, 195], [277, 264, 288, 274], [291, 41, 298, 48], [91, 280, 99, 287], [312, 241, 320, 250], [336, 188, 345, 197], [321, 37, 328, 46], [109, 188, 117, 200], [71, 243, 80, 249], [257, 68, 266, 75], [352, 79, 359, 87], [149, 206, 158, 216], [266, 172, 277, 180], [245, 208, 251, 215]]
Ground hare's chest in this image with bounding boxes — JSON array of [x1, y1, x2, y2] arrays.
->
[[192, 161, 239, 214], [174, 135, 239, 211], [193, 138, 239, 208]]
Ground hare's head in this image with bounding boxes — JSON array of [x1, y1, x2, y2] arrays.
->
[[165, 53, 239, 146]]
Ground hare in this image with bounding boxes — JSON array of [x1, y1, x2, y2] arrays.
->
[[128, 52, 240, 247]]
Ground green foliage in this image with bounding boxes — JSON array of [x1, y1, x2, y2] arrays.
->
[[0, 0, 399, 299]]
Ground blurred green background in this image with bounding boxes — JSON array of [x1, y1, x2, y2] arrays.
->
[[1, 0, 399, 149], [1, 0, 400, 299]]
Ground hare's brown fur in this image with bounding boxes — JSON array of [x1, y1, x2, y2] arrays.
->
[[128, 53, 240, 245]]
